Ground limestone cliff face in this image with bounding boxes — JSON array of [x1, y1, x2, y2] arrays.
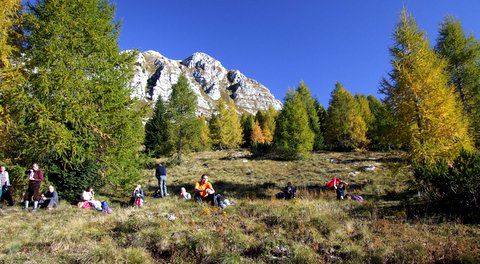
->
[[129, 50, 282, 115]]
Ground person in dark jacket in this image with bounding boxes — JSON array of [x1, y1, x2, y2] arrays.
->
[[24, 163, 44, 211], [40, 185, 59, 209], [335, 181, 348, 200], [155, 163, 168, 197], [276, 182, 297, 200]]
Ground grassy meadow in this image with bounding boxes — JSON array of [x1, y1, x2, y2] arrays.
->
[[1, 150, 479, 263]]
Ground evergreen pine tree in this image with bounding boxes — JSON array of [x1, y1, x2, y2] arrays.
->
[[314, 99, 327, 144], [367, 95, 398, 150], [145, 96, 170, 157], [382, 10, 472, 161], [167, 74, 199, 163], [274, 90, 314, 160], [436, 16, 480, 147], [8, 0, 144, 199], [326, 82, 368, 150], [241, 113, 255, 147], [296, 81, 323, 150]]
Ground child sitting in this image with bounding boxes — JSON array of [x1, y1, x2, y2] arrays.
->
[[179, 187, 191, 200], [131, 185, 144, 207], [335, 181, 348, 200]]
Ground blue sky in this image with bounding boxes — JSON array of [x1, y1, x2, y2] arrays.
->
[[114, 0, 480, 107]]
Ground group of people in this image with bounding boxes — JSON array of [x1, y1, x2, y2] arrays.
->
[[143, 163, 230, 208], [0, 163, 58, 211], [152, 163, 219, 205], [0, 161, 362, 213]]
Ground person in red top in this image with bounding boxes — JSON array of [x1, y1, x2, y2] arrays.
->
[[24, 163, 44, 211], [194, 174, 215, 205]]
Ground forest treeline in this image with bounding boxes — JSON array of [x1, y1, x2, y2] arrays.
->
[[145, 11, 479, 163], [1, 1, 479, 203]]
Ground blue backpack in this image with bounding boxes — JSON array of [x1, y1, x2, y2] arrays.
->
[[101, 201, 112, 214]]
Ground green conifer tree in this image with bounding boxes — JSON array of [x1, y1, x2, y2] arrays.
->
[[274, 90, 314, 160], [167, 74, 199, 163], [314, 99, 327, 146], [436, 16, 480, 147], [367, 95, 398, 150], [8, 0, 144, 199], [145, 96, 170, 157], [241, 113, 255, 147], [296, 81, 323, 150]]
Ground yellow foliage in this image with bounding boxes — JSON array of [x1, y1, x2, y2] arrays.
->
[[385, 11, 473, 162], [251, 121, 265, 144]]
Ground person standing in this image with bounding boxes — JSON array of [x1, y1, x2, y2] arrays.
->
[[25, 163, 44, 211], [155, 163, 168, 197], [0, 165, 13, 207]]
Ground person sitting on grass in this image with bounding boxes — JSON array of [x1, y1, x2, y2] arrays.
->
[[40, 185, 59, 210], [275, 182, 297, 200], [81, 186, 102, 210], [194, 174, 215, 205], [131, 185, 144, 207], [179, 187, 191, 200], [335, 180, 348, 200]]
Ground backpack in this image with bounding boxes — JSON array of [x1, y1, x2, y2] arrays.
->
[[350, 195, 364, 203], [101, 201, 112, 214]]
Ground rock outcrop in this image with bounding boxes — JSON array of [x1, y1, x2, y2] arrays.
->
[[128, 50, 282, 115]]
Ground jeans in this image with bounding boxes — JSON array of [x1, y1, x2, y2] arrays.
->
[[158, 175, 167, 197]]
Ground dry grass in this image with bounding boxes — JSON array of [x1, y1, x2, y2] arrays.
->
[[0, 150, 479, 263]]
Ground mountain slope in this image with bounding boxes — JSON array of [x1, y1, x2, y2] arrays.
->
[[129, 51, 282, 115]]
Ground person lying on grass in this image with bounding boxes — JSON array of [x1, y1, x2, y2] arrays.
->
[[131, 185, 144, 207], [275, 182, 297, 200], [39, 185, 58, 210], [194, 174, 215, 205]]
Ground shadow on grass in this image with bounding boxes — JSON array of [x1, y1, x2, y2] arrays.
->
[[145, 180, 277, 199], [350, 189, 480, 224]]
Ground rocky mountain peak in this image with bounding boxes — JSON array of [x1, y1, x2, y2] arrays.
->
[[129, 50, 282, 115]]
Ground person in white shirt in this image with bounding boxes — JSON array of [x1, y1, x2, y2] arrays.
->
[[0, 166, 13, 206], [82, 186, 102, 210]]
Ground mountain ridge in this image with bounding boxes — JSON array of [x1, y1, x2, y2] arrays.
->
[[129, 50, 282, 115]]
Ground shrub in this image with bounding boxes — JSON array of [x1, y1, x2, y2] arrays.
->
[[413, 150, 480, 216], [48, 160, 102, 201], [7, 164, 27, 201]]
